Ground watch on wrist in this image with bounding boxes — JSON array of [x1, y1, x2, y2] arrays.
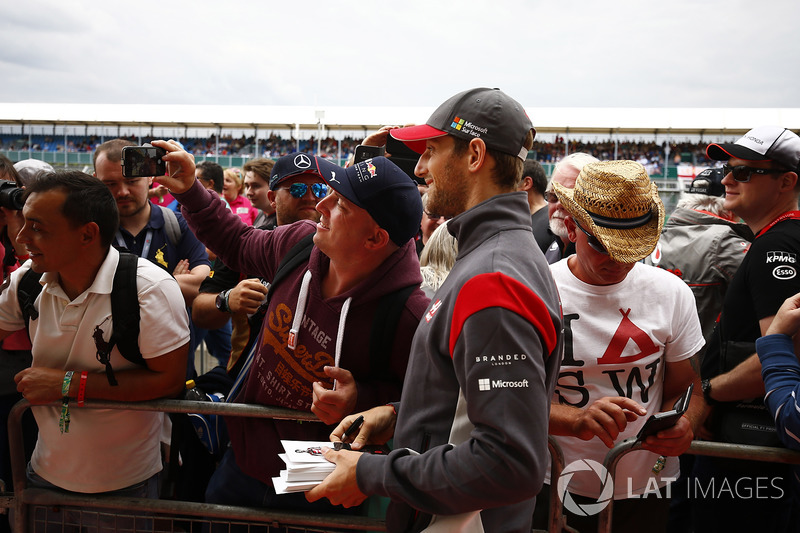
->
[[701, 378, 717, 405], [215, 289, 231, 313]]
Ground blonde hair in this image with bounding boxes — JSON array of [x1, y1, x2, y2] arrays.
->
[[224, 167, 244, 195], [420, 222, 458, 294]]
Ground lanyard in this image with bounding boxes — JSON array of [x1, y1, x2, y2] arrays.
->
[[115, 229, 154, 259], [754, 211, 800, 239]]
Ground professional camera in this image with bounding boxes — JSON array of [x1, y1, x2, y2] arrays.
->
[[0, 181, 25, 211]]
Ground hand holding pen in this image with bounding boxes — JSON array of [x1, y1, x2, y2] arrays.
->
[[334, 415, 364, 451]]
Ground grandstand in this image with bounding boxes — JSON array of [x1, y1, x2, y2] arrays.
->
[[1, 103, 798, 181]]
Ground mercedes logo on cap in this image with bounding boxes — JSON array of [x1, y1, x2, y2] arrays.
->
[[294, 154, 312, 169]]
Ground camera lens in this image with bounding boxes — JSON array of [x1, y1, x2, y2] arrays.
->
[[0, 181, 25, 210]]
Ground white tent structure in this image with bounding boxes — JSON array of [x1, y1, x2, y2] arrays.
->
[[1, 103, 799, 136]]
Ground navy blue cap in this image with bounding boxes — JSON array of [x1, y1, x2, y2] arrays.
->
[[315, 156, 423, 247], [269, 153, 328, 190]]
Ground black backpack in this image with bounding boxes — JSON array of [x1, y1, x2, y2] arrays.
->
[[17, 252, 142, 386]]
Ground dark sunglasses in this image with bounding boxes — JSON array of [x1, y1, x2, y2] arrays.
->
[[282, 183, 328, 199], [544, 190, 558, 203], [574, 220, 608, 255], [722, 164, 789, 183]]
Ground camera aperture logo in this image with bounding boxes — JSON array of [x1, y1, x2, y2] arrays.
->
[[557, 459, 614, 516]]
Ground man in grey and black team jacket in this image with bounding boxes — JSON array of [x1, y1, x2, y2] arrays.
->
[[307, 88, 563, 533]]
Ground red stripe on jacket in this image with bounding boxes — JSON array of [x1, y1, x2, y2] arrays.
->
[[448, 272, 558, 357]]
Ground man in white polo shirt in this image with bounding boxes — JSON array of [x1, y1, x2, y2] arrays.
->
[[0, 170, 188, 532]]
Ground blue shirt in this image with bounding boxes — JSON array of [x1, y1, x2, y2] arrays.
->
[[114, 205, 210, 274]]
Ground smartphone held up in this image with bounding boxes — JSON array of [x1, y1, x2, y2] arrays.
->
[[121, 145, 167, 178]]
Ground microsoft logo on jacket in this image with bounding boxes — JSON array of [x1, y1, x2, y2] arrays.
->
[[478, 378, 529, 391]]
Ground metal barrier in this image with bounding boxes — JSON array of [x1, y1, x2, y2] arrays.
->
[[595, 438, 800, 533], [7, 398, 386, 532], [13, 398, 799, 532]]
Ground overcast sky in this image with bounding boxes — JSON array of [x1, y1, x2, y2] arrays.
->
[[1, 0, 797, 110]]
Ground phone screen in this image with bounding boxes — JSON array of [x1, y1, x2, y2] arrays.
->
[[122, 146, 167, 178], [353, 145, 385, 164]]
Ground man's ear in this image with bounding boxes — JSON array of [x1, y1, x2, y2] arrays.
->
[[518, 176, 533, 193], [564, 216, 578, 243], [466, 138, 488, 173], [781, 171, 799, 193], [365, 226, 391, 251], [81, 222, 101, 245], [267, 190, 277, 209]]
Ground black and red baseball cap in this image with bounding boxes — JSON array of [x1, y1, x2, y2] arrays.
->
[[390, 88, 535, 161]]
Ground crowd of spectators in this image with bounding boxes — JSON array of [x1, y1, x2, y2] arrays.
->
[[0, 132, 718, 172]]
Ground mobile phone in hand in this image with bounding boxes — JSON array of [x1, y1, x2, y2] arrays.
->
[[636, 383, 694, 440]]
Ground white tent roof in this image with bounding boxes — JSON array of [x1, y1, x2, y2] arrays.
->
[[1, 103, 799, 136]]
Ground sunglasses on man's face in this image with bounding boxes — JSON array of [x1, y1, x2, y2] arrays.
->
[[574, 220, 609, 255], [544, 190, 558, 203], [722, 164, 789, 183], [282, 183, 328, 199]]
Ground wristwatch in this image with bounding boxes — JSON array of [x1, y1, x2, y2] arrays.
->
[[701, 378, 717, 405], [215, 289, 231, 313]]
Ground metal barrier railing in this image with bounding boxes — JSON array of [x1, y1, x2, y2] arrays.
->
[[597, 438, 800, 533], [9, 397, 800, 533], [7, 398, 386, 532]]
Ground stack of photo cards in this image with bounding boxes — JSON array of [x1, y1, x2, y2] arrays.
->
[[273, 440, 336, 494]]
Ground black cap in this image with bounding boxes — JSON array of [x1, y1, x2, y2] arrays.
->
[[688, 168, 725, 197]]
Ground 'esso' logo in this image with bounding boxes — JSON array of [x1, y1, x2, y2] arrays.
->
[[773, 266, 797, 280]]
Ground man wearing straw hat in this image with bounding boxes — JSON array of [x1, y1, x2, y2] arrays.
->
[[533, 160, 705, 533]]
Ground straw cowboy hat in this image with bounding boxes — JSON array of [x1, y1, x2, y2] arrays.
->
[[552, 160, 664, 263]]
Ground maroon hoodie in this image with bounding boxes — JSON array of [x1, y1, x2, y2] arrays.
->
[[177, 182, 428, 483]]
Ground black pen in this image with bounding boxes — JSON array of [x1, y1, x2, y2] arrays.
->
[[343, 415, 364, 442]]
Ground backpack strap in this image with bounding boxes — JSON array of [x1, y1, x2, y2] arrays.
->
[[271, 233, 315, 289], [95, 252, 143, 386], [368, 285, 417, 381], [156, 205, 182, 248], [17, 268, 44, 338], [227, 233, 315, 384]]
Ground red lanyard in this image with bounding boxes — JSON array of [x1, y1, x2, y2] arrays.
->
[[755, 211, 800, 239]]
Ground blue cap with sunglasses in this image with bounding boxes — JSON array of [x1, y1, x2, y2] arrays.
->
[[314, 156, 423, 247], [706, 125, 800, 174]]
